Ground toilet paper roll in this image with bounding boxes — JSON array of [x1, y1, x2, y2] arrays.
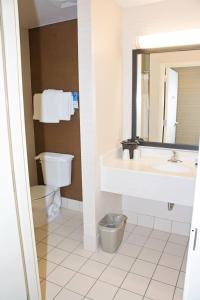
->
[[134, 149, 141, 160], [123, 149, 130, 160]]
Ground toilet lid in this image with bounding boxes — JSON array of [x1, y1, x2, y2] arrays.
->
[[30, 185, 57, 201]]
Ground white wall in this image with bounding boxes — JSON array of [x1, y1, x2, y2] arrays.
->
[[78, 0, 122, 250], [121, 0, 200, 233], [122, 0, 200, 139], [20, 28, 37, 186]]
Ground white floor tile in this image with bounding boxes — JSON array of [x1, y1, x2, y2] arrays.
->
[[131, 259, 156, 278], [45, 248, 69, 264], [177, 272, 185, 289], [66, 273, 96, 296], [138, 248, 162, 264], [35, 228, 48, 242], [36, 242, 54, 258], [123, 231, 131, 242], [40, 280, 62, 300], [73, 243, 93, 258], [68, 227, 83, 241], [133, 226, 152, 237], [47, 266, 75, 286], [153, 265, 179, 286], [42, 233, 65, 246], [61, 253, 87, 271], [145, 238, 166, 252], [146, 280, 175, 300], [159, 253, 183, 270], [110, 254, 135, 271], [42, 222, 61, 233], [99, 266, 127, 287], [168, 234, 188, 246], [150, 230, 170, 241], [53, 225, 76, 237], [121, 273, 150, 296], [91, 249, 115, 264], [125, 223, 136, 233], [181, 255, 187, 272], [38, 259, 57, 279], [118, 243, 141, 258], [87, 280, 118, 300], [54, 288, 83, 300], [79, 259, 106, 278], [53, 214, 70, 224], [173, 288, 183, 300], [127, 233, 148, 246], [114, 288, 143, 300], [164, 243, 186, 257], [57, 238, 80, 252]]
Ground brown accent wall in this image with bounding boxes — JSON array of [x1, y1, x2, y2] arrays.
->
[[29, 20, 82, 201]]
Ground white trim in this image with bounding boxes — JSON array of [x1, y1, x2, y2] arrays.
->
[[61, 197, 83, 212], [0, 12, 27, 300], [1, 1, 41, 299]]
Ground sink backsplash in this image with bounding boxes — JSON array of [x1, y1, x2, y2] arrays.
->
[[102, 146, 198, 164]]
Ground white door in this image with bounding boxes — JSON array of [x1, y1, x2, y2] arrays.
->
[[184, 143, 200, 300], [0, 0, 41, 299], [163, 68, 178, 143], [0, 19, 28, 300]]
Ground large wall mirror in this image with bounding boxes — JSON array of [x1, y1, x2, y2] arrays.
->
[[132, 47, 200, 150]]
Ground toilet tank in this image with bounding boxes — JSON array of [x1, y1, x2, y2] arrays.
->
[[36, 152, 74, 187]]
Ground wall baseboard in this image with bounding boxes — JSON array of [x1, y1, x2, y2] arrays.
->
[[61, 197, 83, 212], [124, 209, 191, 236]]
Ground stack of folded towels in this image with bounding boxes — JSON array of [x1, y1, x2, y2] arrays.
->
[[33, 89, 79, 123]]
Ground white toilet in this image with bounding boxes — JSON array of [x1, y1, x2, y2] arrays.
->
[[31, 152, 74, 227]]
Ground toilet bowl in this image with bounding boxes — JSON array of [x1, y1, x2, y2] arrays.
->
[[31, 185, 61, 227], [31, 152, 74, 228]]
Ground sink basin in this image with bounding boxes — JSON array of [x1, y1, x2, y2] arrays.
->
[[152, 162, 191, 174]]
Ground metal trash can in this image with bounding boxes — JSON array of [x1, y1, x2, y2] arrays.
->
[[99, 214, 127, 253]]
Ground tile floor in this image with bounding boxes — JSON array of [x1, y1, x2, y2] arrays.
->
[[35, 208, 188, 300]]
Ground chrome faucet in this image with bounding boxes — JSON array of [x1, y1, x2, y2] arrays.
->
[[168, 151, 182, 163]]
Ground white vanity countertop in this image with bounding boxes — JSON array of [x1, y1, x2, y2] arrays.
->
[[102, 156, 197, 179], [101, 147, 197, 206]]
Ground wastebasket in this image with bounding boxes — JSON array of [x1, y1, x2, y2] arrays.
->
[[98, 214, 127, 253]]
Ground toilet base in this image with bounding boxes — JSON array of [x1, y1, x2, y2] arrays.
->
[[32, 188, 61, 228]]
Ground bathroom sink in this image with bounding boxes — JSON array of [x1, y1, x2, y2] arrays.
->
[[152, 162, 191, 174]]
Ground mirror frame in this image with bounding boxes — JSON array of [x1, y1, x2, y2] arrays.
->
[[132, 45, 200, 150]]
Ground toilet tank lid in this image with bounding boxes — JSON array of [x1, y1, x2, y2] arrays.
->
[[30, 185, 58, 200], [35, 152, 74, 162]]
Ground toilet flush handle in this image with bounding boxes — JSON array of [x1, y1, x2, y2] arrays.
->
[[35, 155, 41, 162]]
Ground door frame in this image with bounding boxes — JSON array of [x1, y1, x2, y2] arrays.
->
[[0, 0, 41, 299]]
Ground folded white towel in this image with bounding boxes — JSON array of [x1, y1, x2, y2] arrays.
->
[[33, 94, 41, 120], [40, 90, 62, 123], [59, 92, 75, 121]]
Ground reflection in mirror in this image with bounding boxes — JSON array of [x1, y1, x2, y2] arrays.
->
[[137, 50, 200, 147]]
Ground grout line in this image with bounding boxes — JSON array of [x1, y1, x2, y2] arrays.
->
[[38, 211, 187, 300]]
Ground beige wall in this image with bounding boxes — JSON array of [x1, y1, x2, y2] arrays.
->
[[122, 0, 200, 139], [20, 28, 37, 186], [78, 0, 122, 250], [175, 67, 200, 145], [92, 0, 123, 223]]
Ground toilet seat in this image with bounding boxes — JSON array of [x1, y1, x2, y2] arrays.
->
[[31, 185, 58, 201]]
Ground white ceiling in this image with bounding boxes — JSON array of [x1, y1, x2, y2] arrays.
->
[[18, 0, 167, 29], [18, 0, 77, 29], [116, 0, 166, 7]]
